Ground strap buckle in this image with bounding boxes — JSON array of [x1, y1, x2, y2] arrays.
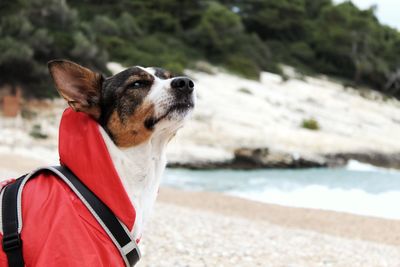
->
[[2, 233, 22, 252]]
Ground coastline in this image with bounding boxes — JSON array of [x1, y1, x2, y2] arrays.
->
[[2, 144, 400, 171], [168, 148, 400, 170]]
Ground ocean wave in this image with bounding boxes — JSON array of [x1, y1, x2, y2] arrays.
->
[[345, 159, 399, 173], [228, 185, 400, 220]]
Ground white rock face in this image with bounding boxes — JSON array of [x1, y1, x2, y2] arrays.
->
[[3, 63, 399, 167], [166, 69, 400, 164]]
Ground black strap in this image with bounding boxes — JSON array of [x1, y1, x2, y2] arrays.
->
[[1, 166, 140, 267], [52, 166, 140, 266], [2, 176, 26, 267]]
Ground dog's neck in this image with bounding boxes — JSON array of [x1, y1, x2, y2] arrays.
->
[[99, 126, 170, 240]]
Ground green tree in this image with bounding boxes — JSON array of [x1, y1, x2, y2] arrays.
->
[[1, 0, 400, 98], [194, 2, 244, 58], [0, 0, 108, 98], [239, 0, 308, 41], [312, 3, 385, 84]]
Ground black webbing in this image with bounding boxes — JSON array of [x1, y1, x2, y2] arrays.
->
[[2, 176, 26, 267], [52, 166, 140, 266]]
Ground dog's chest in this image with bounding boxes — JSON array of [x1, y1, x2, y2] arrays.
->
[[100, 127, 167, 240]]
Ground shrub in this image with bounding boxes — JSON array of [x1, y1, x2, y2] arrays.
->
[[238, 88, 252, 95], [29, 124, 48, 139], [301, 118, 320, 130], [225, 55, 260, 80], [21, 108, 37, 119], [192, 61, 216, 74], [106, 34, 196, 75]]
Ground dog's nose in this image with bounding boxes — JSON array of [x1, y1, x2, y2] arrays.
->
[[171, 77, 194, 94]]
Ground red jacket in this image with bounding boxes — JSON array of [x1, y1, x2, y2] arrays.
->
[[0, 108, 136, 266]]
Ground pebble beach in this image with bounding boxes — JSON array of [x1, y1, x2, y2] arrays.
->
[[138, 188, 400, 267]]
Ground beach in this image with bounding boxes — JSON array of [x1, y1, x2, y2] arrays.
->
[[139, 187, 400, 266], [2, 155, 400, 266]]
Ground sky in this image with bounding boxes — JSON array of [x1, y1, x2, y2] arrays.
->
[[335, 0, 400, 30]]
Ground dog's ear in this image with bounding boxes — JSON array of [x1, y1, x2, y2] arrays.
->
[[48, 59, 103, 119]]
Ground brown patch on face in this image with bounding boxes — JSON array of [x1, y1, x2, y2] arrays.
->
[[153, 67, 174, 80], [107, 102, 156, 147]]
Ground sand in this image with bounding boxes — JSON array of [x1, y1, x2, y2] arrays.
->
[[0, 154, 47, 176], [138, 188, 400, 266]]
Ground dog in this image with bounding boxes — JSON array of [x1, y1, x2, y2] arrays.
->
[[0, 60, 195, 266]]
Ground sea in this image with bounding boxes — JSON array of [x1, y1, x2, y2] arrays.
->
[[163, 160, 400, 220]]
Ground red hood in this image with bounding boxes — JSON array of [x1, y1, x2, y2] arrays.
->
[[58, 108, 135, 230]]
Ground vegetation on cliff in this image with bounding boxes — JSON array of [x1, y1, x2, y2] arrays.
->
[[1, 0, 400, 98]]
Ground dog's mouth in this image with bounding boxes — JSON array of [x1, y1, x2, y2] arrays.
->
[[144, 101, 194, 129]]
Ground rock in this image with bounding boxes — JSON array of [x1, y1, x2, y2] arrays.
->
[[231, 148, 329, 169], [325, 152, 400, 169], [233, 148, 294, 168], [168, 147, 400, 170], [168, 148, 328, 169], [167, 161, 229, 170]]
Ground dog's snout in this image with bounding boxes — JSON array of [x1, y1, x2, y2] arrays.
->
[[171, 77, 194, 94]]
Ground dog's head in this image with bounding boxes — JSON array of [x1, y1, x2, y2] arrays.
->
[[48, 60, 195, 147]]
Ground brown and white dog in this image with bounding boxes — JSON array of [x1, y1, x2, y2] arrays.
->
[[49, 59, 195, 241]]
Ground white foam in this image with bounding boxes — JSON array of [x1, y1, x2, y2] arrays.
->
[[346, 159, 399, 173], [229, 185, 400, 220]]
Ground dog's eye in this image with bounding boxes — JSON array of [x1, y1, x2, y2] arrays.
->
[[130, 80, 147, 89]]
